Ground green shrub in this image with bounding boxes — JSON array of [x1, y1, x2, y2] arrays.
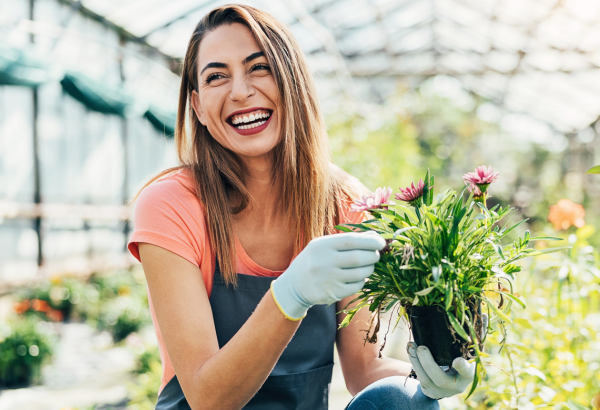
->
[[128, 345, 162, 410], [85, 268, 151, 343], [96, 295, 151, 343], [0, 317, 55, 387]]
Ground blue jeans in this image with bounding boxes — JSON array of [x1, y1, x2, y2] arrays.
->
[[344, 376, 440, 410]]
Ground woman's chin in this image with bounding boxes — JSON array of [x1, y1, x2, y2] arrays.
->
[[226, 136, 280, 159], [234, 144, 279, 159]]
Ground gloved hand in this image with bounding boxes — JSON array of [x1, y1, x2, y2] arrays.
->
[[271, 232, 386, 320], [407, 313, 489, 399]]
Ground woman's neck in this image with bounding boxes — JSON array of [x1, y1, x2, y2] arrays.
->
[[235, 154, 284, 226]]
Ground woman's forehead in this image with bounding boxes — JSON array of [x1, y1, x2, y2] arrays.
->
[[198, 23, 261, 65]]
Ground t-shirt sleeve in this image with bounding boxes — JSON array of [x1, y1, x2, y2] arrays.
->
[[127, 177, 206, 268]]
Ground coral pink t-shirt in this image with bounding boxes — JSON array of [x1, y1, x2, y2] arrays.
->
[[127, 168, 367, 394]]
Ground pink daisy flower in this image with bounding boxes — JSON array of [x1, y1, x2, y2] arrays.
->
[[462, 166, 500, 187], [351, 187, 395, 212], [395, 179, 425, 205]]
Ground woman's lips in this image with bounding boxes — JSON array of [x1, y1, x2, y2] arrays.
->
[[228, 112, 273, 136]]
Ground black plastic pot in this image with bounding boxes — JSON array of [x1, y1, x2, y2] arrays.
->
[[407, 304, 481, 367]]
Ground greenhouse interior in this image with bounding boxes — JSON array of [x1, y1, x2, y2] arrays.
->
[[0, 0, 599, 409]]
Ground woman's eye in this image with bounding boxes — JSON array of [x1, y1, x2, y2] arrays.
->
[[251, 64, 271, 73], [205, 73, 224, 84]]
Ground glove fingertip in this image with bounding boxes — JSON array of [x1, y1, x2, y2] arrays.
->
[[452, 357, 475, 376]]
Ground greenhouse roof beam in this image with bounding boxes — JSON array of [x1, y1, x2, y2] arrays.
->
[[139, 0, 221, 39], [56, 0, 176, 64]]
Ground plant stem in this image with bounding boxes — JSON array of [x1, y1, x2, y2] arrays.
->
[[507, 347, 519, 406]]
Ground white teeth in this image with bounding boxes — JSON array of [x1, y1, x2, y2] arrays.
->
[[236, 120, 267, 130], [230, 111, 271, 127]]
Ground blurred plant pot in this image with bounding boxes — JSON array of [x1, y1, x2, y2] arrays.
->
[[407, 303, 482, 367]]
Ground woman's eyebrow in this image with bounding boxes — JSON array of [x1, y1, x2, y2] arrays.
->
[[242, 51, 265, 65], [200, 51, 265, 75]]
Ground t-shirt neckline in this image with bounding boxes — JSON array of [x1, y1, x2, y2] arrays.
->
[[233, 234, 286, 276]]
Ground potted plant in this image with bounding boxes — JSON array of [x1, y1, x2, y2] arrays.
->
[[336, 166, 567, 395], [0, 317, 55, 387]]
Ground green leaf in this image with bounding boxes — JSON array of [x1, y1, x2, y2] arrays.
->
[[587, 165, 600, 174], [500, 219, 529, 237], [334, 225, 354, 233], [423, 169, 431, 206], [528, 236, 564, 241], [425, 211, 447, 230], [415, 286, 435, 296], [393, 226, 420, 239], [486, 239, 506, 260], [445, 286, 453, 311], [338, 310, 357, 328], [487, 300, 512, 323], [429, 174, 435, 204], [465, 361, 479, 398], [432, 265, 441, 282], [447, 311, 469, 341]]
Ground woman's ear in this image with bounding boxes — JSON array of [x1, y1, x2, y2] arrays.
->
[[191, 90, 207, 126]]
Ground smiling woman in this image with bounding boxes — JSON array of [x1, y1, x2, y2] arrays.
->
[[126, 4, 440, 410], [191, 26, 281, 158]]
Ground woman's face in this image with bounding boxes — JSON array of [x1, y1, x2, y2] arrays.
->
[[192, 23, 281, 160]]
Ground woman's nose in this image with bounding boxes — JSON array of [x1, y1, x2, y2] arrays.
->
[[229, 75, 255, 101]]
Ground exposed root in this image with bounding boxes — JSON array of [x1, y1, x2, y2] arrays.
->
[[377, 306, 395, 358], [360, 306, 381, 346]]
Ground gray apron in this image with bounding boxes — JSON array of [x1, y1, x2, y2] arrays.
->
[[155, 259, 337, 409]]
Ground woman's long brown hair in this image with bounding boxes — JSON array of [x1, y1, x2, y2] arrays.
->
[[130, 5, 366, 285]]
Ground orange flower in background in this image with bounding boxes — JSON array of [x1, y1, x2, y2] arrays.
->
[[13, 299, 30, 314], [46, 309, 64, 322], [31, 299, 51, 312], [548, 199, 585, 230]]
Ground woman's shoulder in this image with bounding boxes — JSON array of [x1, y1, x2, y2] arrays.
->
[[133, 167, 207, 228], [128, 167, 207, 268], [137, 168, 199, 206]]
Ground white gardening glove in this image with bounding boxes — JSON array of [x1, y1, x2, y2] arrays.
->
[[271, 232, 385, 320], [407, 313, 488, 399]]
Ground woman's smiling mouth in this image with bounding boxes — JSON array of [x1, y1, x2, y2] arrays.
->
[[227, 108, 273, 135]]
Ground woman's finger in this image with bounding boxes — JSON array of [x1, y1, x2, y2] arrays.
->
[[338, 265, 375, 282], [415, 345, 455, 389], [336, 249, 380, 268], [329, 233, 386, 251], [337, 280, 368, 299], [451, 357, 475, 379]]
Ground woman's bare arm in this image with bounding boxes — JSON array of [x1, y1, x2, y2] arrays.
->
[[139, 243, 300, 410], [336, 295, 412, 396]]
